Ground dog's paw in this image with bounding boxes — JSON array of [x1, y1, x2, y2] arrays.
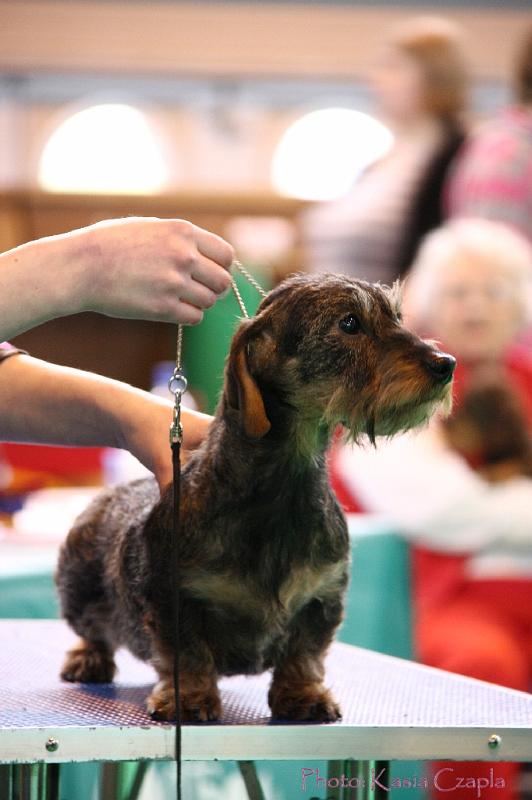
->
[[181, 690, 222, 723], [269, 684, 341, 723], [147, 682, 176, 721], [60, 641, 116, 683], [147, 682, 222, 723]]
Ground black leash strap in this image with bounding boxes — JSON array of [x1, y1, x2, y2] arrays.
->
[[171, 437, 182, 800], [168, 325, 186, 800], [166, 263, 267, 800]]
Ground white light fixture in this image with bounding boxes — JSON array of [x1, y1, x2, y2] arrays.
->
[[272, 108, 393, 202], [38, 103, 169, 195]]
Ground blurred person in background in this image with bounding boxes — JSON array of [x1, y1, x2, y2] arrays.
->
[[448, 25, 532, 243], [330, 219, 532, 800], [304, 16, 469, 284]]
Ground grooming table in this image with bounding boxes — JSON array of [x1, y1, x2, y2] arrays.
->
[[1, 621, 531, 800]]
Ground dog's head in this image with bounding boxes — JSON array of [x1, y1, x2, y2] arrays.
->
[[223, 273, 455, 453]]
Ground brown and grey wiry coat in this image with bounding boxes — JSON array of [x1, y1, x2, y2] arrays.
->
[[56, 273, 455, 722]]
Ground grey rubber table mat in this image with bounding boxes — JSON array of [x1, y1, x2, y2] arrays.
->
[[1, 620, 531, 763]]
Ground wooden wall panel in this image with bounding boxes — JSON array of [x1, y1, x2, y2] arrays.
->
[[0, 2, 528, 81]]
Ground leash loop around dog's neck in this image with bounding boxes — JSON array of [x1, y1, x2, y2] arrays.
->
[[167, 261, 267, 800], [231, 260, 268, 318]]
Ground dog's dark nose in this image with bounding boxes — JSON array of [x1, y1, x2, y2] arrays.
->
[[426, 352, 456, 384]]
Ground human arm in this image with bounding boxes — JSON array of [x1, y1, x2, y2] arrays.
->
[[0, 216, 234, 340], [0, 353, 211, 490]]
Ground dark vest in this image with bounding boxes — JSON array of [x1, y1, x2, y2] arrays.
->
[[394, 124, 466, 278]]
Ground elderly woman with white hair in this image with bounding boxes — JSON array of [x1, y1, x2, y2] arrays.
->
[[331, 218, 532, 800], [404, 217, 532, 378]]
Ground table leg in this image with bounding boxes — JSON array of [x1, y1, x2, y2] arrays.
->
[[326, 758, 343, 798], [323, 760, 392, 799], [325, 760, 361, 799], [0, 765, 13, 800], [101, 763, 121, 800], [3, 764, 60, 800], [362, 760, 390, 800], [371, 760, 390, 800], [124, 762, 149, 800], [43, 764, 60, 800], [237, 761, 266, 800], [13, 764, 34, 800]]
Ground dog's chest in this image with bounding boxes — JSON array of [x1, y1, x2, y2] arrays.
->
[[182, 559, 345, 620], [277, 561, 345, 614]]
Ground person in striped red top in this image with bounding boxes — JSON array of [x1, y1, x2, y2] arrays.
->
[[447, 26, 532, 243]]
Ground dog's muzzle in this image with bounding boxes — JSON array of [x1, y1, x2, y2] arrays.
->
[[425, 352, 456, 385]]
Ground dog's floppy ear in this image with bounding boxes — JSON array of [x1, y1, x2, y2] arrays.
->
[[225, 322, 271, 440]]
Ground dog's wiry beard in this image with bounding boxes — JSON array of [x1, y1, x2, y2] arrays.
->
[[371, 395, 451, 437], [324, 381, 453, 446]]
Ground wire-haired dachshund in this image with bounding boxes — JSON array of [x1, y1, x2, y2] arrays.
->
[[56, 273, 455, 722]]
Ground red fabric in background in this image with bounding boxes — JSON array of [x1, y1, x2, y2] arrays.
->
[[451, 344, 532, 425], [414, 574, 532, 800], [328, 344, 532, 800], [411, 349, 532, 800], [0, 443, 103, 482], [0, 342, 104, 486]]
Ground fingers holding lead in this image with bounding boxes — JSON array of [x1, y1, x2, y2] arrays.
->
[[174, 301, 205, 326], [190, 254, 233, 296], [178, 275, 219, 312], [194, 227, 235, 271], [158, 219, 236, 321]]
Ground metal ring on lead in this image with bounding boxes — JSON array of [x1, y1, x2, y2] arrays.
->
[[168, 373, 188, 395]]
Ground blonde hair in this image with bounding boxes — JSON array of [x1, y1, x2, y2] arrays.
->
[[387, 16, 469, 123], [405, 218, 532, 327]]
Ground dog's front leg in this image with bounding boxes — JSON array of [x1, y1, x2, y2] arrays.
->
[[268, 597, 343, 723], [147, 642, 222, 723]]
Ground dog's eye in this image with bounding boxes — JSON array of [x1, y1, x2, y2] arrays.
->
[[339, 313, 360, 335]]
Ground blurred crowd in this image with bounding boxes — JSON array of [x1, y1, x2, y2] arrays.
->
[[314, 17, 532, 800]]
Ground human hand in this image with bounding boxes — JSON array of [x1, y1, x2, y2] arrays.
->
[[118, 397, 212, 491], [70, 217, 234, 325], [0, 354, 213, 492]]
